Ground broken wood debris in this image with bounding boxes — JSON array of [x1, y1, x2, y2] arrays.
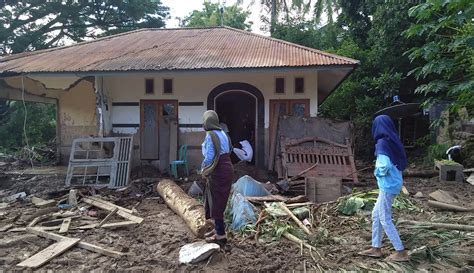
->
[[28, 214, 50, 227], [17, 237, 81, 269], [31, 196, 56, 208], [246, 195, 307, 204], [27, 227, 126, 258], [75, 220, 138, 230], [97, 208, 119, 228], [58, 217, 72, 233], [9, 225, 62, 232], [81, 196, 143, 224], [400, 220, 474, 232], [427, 200, 473, 212], [429, 189, 458, 204], [0, 223, 13, 232], [278, 202, 312, 235]]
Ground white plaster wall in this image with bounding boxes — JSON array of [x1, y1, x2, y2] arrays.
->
[[29, 76, 81, 90], [105, 70, 318, 131]]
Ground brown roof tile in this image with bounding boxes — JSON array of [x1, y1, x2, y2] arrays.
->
[[0, 27, 359, 74]]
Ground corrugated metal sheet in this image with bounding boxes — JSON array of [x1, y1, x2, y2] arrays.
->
[[0, 27, 359, 74]]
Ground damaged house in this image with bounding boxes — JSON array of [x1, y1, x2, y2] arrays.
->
[[0, 27, 358, 169]]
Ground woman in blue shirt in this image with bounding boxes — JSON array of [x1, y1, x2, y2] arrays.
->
[[359, 115, 409, 262], [201, 110, 234, 245]]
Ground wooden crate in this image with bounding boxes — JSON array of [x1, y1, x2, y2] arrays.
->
[[305, 177, 342, 203]]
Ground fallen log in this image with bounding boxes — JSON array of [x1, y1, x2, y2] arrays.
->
[[403, 170, 438, 178], [427, 200, 473, 212], [156, 179, 213, 238], [400, 220, 474, 232]]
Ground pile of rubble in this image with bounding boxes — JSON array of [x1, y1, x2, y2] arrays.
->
[[0, 188, 144, 269]]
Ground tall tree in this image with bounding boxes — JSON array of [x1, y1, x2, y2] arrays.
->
[[0, 0, 169, 54], [182, 2, 252, 31], [404, 0, 474, 115]]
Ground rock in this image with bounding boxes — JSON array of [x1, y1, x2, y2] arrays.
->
[[179, 241, 220, 264], [414, 192, 424, 198], [187, 181, 203, 197], [1, 192, 26, 203]]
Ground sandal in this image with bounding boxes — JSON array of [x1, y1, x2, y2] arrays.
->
[[358, 248, 383, 258], [384, 251, 409, 262], [205, 234, 227, 246], [204, 229, 216, 238]]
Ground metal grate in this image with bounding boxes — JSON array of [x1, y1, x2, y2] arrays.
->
[[66, 137, 133, 188]]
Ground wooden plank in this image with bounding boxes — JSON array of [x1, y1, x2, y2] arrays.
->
[[428, 200, 473, 212], [268, 109, 280, 171], [305, 177, 342, 203], [31, 196, 56, 208], [82, 196, 133, 213], [429, 190, 458, 204], [81, 197, 143, 224], [28, 215, 50, 227], [169, 119, 178, 162], [10, 225, 62, 232], [17, 238, 80, 268], [97, 208, 118, 228], [0, 223, 13, 232], [75, 221, 138, 230], [26, 227, 126, 258], [58, 217, 72, 234]]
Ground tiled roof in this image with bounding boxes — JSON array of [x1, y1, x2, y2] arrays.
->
[[0, 27, 358, 74]]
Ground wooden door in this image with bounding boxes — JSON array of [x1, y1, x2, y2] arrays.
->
[[269, 99, 309, 132], [140, 100, 178, 160]]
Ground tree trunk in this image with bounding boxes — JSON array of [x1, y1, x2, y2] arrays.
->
[[156, 179, 213, 238]]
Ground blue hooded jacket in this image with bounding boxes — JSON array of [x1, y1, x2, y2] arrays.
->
[[372, 115, 407, 195], [372, 115, 407, 171]]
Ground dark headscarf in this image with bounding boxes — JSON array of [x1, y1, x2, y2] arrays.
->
[[372, 115, 407, 171], [203, 110, 222, 131]]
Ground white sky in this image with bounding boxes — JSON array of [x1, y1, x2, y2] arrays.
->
[[161, 0, 265, 34]]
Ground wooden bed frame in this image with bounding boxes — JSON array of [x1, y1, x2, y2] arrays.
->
[[280, 136, 358, 182]]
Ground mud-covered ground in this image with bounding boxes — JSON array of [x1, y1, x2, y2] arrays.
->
[[1, 162, 473, 271]]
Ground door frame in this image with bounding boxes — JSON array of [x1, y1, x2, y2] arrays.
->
[[139, 99, 178, 160], [214, 90, 258, 151], [207, 82, 265, 168]]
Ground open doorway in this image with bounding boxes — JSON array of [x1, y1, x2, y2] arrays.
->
[[215, 91, 256, 164]]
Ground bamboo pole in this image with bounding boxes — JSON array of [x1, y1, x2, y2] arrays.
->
[[283, 232, 314, 251], [400, 220, 474, 232], [428, 200, 473, 212], [278, 202, 312, 235]]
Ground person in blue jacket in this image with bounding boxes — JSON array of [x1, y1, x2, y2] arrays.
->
[[359, 115, 409, 262]]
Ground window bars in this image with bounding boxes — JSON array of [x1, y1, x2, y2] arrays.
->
[[65, 137, 133, 188]]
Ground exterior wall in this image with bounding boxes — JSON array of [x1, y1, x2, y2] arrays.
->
[[3, 76, 97, 164], [105, 70, 318, 169], [57, 80, 97, 163]]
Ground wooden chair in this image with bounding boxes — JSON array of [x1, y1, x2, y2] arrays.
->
[[170, 145, 189, 178]]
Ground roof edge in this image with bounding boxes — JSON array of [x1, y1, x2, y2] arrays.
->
[[1, 26, 360, 65], [223, 26, 360, 65], [0, 64, 357, 77]]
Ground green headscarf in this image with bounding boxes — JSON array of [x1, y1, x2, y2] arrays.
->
[[203, 110, 222, 131], [201, 110, 222, 177]]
